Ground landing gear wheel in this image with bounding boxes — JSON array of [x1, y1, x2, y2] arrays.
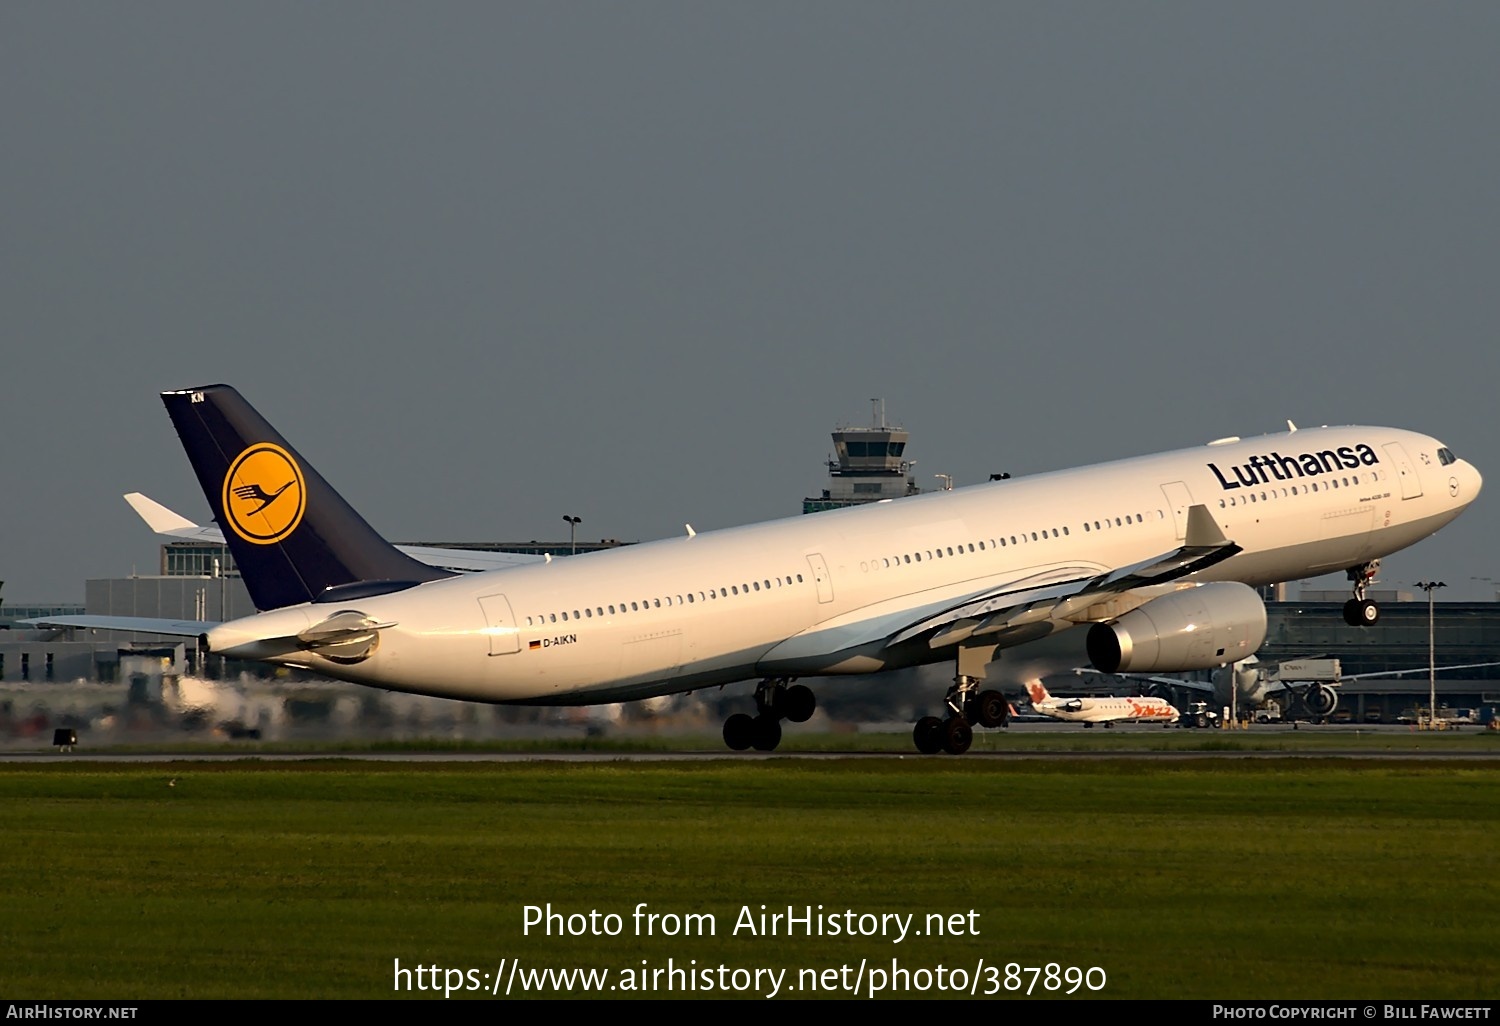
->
[[942, 716, 973, 755], [723, 713, 754, 751], [1343, 598, 1380, 626], [913, 716, 945, 755], [780, 684, 816, 723], [1344, 562, 1381, 626], [974, 690, 1009, 729], [750, 714, 782, 752]]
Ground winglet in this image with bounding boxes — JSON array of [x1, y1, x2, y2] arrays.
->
[[124, 493, 199, 534], [1184, 504, 1229, 548]]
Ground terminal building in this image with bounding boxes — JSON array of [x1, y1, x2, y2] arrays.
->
[[1257, 594, 1500, 722]]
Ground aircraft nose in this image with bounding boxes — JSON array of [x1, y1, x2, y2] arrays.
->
[[1454, 460, 1482, 504]]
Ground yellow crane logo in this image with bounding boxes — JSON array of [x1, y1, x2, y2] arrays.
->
[[222, 443, 306, 544]]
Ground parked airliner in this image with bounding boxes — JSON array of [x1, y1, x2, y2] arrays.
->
[[30, 386, 1481, 755], [1098, 655, 1500, 722], [1021, 680, 1178, 727]]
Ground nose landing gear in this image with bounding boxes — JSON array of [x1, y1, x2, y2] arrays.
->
[[1343, 561, 1382, 626]]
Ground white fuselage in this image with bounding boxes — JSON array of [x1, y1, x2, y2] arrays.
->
[[205, 425, 1481, 705]]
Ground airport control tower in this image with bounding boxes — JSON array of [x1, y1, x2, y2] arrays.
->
[[803, 400, 921, 514]]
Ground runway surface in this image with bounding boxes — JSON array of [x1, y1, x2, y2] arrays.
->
[[2, 719, 1494, 762]]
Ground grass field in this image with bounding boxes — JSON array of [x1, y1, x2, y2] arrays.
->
[[2, 756, 1497, 1000]]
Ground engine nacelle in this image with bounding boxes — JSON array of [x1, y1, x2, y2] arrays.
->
[[1087, 582, 1267, 674], [1302, 682, 1339, 718]]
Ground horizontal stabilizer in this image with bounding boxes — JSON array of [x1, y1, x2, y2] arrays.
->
[[23, 615, 216, 637], [295, 610, 396, 660], [123, 493, 547, 572]]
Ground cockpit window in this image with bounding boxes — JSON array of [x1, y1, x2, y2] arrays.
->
[[1438, 447, 1457, 466]]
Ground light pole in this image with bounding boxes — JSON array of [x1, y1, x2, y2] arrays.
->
[[563, 515, 582, 556], [1415, 581, 1446, 729]]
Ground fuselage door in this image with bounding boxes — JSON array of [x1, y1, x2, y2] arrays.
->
[[1160, 481, 1194, 541], [1382, 442, 1424, 500], [478, 593, 521, 655], [806, 552, 835, 604]]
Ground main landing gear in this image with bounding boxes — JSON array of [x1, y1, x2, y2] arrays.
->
[[722, 678, 816, 752], [912, 674, 1009, 756], [1343, 560, 1382, 627]]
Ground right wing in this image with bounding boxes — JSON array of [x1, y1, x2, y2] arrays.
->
[[886, 503, 1240, 651], [1338, 662, 1500, 681], [763, 504, 1240, 663]]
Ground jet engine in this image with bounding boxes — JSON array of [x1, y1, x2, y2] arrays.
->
[[1300, 682, 1339, 718], [1213, 657, 1277, 710], [1086, 582, 1267, 674]]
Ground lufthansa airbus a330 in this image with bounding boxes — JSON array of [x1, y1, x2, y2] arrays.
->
[[31, 386, 1482, 755]]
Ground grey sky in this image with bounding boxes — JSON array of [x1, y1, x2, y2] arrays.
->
[[4, 3, 1497, 601]]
